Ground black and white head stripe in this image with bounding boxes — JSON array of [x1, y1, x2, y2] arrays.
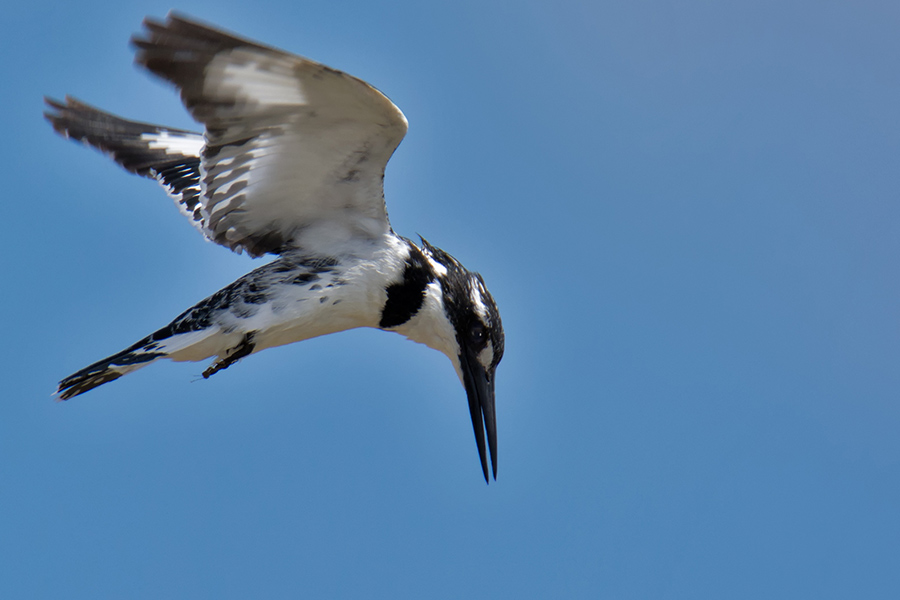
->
[[420, 240, 504, 367], [129, 13, 409, 257], [44, 96, 205, 227]]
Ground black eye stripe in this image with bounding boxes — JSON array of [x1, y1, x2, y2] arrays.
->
[[426, 242, 502, 364]]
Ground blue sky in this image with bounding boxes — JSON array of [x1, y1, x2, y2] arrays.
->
[[2, 0, 899, 597]]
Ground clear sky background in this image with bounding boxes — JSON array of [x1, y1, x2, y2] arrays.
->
[[2, 0, 899, 597]]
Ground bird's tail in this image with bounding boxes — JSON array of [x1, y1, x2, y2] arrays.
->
[[56, 336, 167, 400], [56, 324, 222, 400]]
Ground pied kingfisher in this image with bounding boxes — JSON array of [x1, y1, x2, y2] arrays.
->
[[45, 13, 504, 483]]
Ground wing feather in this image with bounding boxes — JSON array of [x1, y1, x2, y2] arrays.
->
[[44, 96, 206, 228], [131, 13, 409, 257]]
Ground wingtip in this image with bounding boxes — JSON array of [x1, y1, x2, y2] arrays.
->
[[42, 95, 90, 119], [42, 96, 78, 137], [43, 95, 63, 119], [43, 99, 67, 136], [130, 13, 174, 50], [163, 10, 199, 25]]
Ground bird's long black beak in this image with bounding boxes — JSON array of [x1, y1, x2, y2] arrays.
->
[[461, 351, 497, 483]]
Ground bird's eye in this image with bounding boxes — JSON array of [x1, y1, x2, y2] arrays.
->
[[469, 321, 486, 347]]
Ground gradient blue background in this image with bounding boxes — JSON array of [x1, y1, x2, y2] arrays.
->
[[2, 0, 899, 597]]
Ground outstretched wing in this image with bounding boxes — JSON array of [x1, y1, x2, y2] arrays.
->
[[44, 96, 207, 229], [132, 12, 409, 257]]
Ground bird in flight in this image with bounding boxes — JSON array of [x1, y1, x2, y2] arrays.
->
[[45, 13, 504, 482]]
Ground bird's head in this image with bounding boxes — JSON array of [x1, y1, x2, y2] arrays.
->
[[384, 237, 504, 483]]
